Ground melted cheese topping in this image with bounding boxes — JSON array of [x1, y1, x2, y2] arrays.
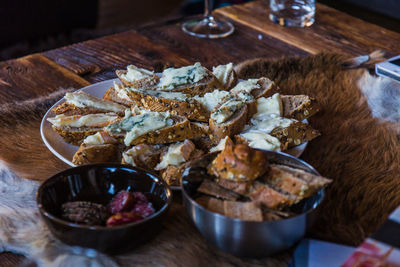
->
[[159, 62, 207, 90], [211, 99, 244, 124], [121, 65, 154, 82], [47, 113, 119, 128], [107, 110, 173, 146], [65, 91, 126, 113], [253, 93, 283, 120], [240, 130, 281, 151], [212, 62, 233, 86], [193, 90, 231, 112]]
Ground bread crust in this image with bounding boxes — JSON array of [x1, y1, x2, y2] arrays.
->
[[72, 143, 119, 165], [116, 69, 160, 89], [281, 95, 320, 121], [103, 87, 137, 107], [209, 105, 248, 142], [52, 102, 125, 116], [52, 126, 100, 146], [270, 121, 321, 148]]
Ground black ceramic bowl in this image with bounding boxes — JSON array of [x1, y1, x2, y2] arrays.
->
[[37, 164, 172, 254]]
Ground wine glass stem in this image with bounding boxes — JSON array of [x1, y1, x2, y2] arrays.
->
[[204, 0, 214, 18]]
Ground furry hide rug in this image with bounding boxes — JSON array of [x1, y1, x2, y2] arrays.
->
[[0, 53, 399, 265], [0, 89, 289, 266], [235, 53, 400, 246]]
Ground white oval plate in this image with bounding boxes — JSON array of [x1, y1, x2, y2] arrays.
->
[[41, 79, 307, 187]]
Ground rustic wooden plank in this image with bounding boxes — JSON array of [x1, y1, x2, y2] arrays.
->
[[43, 31, 191, 83], [216, 1, 400, 56], [0, 54, 90, 104], [137, 15, 308, 68]]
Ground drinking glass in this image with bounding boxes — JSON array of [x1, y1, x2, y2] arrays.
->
[[269, 0, 315, 27], [182, 0, 234, 38]]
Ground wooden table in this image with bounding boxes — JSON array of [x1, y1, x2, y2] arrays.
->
[[1, 1, 400, 265]]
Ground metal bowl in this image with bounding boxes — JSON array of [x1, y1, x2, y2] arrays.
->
[[181, 150, 324, 258]]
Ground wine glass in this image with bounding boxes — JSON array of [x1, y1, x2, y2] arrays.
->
[[182, 0, 234, 39]]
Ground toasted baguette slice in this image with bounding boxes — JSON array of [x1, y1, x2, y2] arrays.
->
[[235, 131, 288, 152], [103, 86, 137, 107], [268, 164, 332, 198], [52, 127, 100, 146], [223, 200, 263, 221], [48, 113, 120, 146], [121, 144, 164, 170], [72, 143, 120, 165], [116, 65, 159, 88], [230, 77, 280, 100], [281, 95, 319, 121], [209, 104, 248, 142], [108, 116, 208, 146], [196, 196, 225, 215], [212, 63, 238, 90], [159, 69, 223, 97], [125, 88, 210, 122], [160, 148, 204, 186], [247, 181, 296, 209], [53, 91, 126, 116], [270, 120, 320, 148], [197, 179, 241, 201]]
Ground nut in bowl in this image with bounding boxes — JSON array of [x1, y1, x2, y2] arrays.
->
[[36, 164, 172, 254], [181, 141, 331, 258]]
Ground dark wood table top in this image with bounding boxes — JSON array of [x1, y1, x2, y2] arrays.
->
[[1, 1, 400, 265]]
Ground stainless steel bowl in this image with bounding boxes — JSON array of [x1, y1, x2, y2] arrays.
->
[[181, 150, 324, 258]]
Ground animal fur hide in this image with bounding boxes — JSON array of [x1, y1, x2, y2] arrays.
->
[[0, 90, 289, 266], [235, 53, 400, 246], [0, 53, 399, 265]]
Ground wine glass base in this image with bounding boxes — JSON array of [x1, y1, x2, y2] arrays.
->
[[182, 17, 234, 39]]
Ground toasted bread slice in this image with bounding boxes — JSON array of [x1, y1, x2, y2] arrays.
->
[[281, 95, 319, 121], [47, 113, 120, 146], [72, 143, 120, 165], [269, 120, 321, 148], [197, 179, 241, 201], [230, 77, 280, 100], [247, 181, 296, 209], [121, 144, 164, 170], [268, 164, 332, 198], [116, 65, 159, 88], [209, 104, 248, 142], [53, 91, 126, 116], [103, 86, 137, 107], [223, 200, 263, 221], [52, 127, 100, 146], [107, 115, 208, 146], [159, 146, 204, 186], [216, 179, 251, 195], [196, 196, 225, 215], [125, 88, 210, 122], [159, 69, 223, 97], [235, 132, 288, 152], [212, 63, 238, 90]]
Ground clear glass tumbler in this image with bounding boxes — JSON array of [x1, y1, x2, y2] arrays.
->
[[269, 0, 315, 27]]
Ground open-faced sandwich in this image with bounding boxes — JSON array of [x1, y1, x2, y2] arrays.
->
[[46, 62, 321, 187]]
